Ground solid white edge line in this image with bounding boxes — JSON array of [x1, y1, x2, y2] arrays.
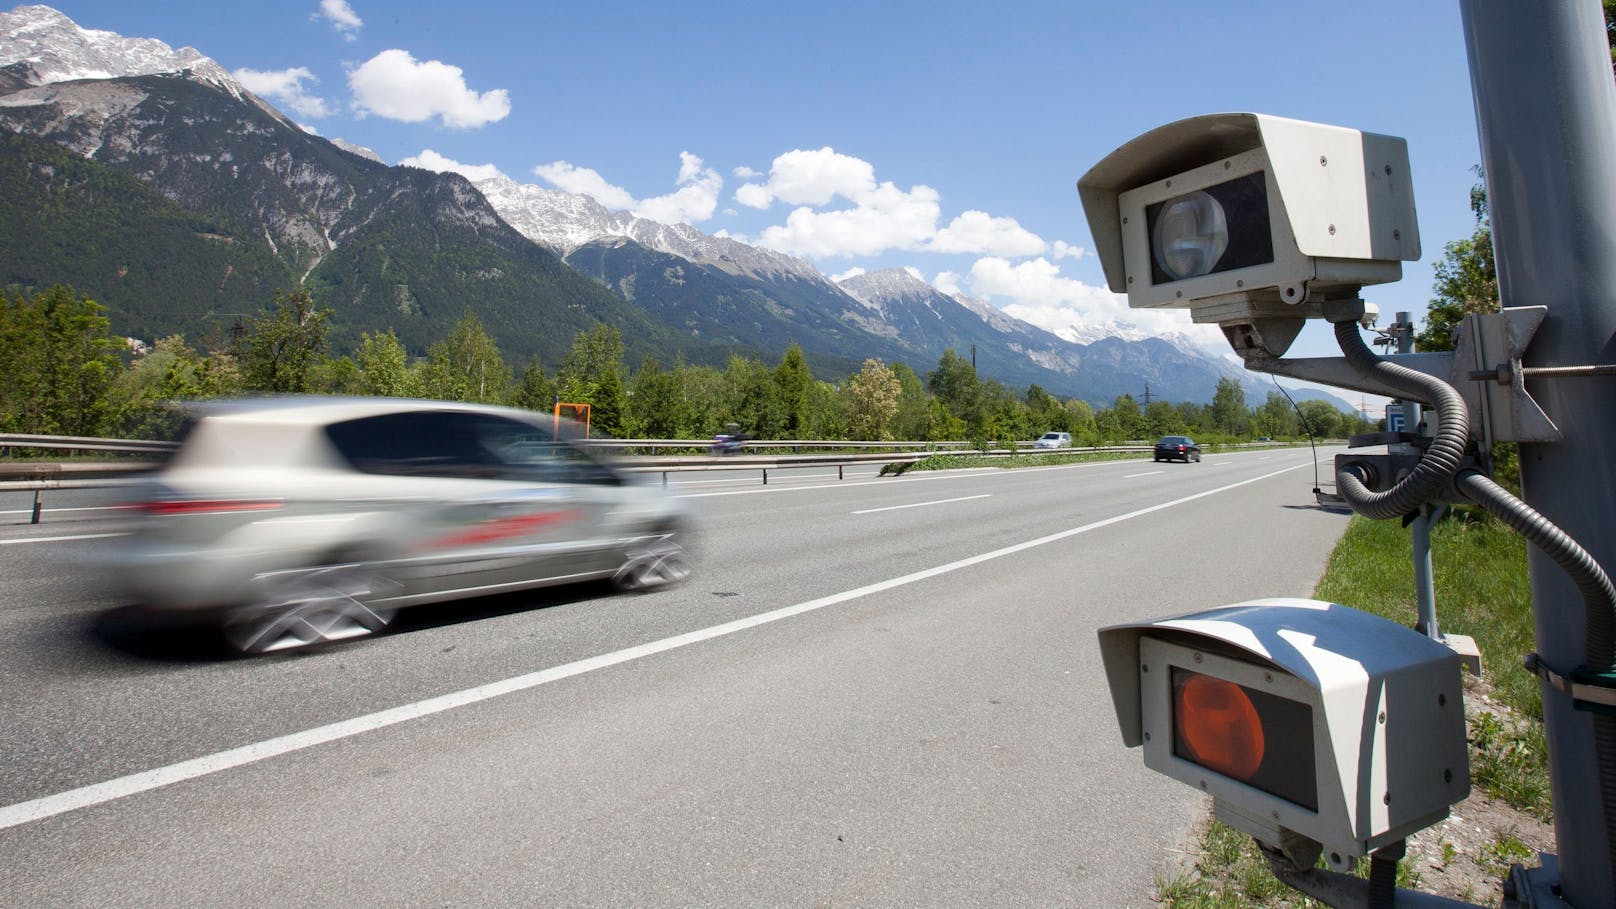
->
[[0, 533, 126, 546], [852, 494, 991, 515], [0, 460, 1313, 832], [1122, 471, 1165, 479]]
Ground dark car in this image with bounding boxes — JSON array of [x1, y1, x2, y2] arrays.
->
[[1154, 435, 1202, 463]]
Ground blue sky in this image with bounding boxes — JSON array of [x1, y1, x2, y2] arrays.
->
[[41, 0, 1489, 381]]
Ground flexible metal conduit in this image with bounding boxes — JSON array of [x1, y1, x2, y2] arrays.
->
[[1455, 470, 1616, 669], [1331, 320, 1472, 519]]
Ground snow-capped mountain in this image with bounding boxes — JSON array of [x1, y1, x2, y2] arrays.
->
[[1, 4, 249, 102], [475, 175, 829, 286]]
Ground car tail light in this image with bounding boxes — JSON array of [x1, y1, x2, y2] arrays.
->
[[135, 499, 284, 516]]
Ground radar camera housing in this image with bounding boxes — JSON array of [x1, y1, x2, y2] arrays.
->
[[1077, 113, 1420, 357]]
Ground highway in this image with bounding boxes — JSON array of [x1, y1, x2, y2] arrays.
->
[[0, 447, 1352, 907]]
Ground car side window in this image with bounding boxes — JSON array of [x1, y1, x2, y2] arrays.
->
[[326, 411, 621, 484], [325, 411, 490, 478]]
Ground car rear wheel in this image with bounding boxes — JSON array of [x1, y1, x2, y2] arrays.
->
[[613, 534, 691, 591], [225, 559, 397, 654]]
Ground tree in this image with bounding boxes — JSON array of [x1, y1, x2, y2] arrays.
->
[[112, 334, 240, 438], [844, 359, 901, 440], [927, 349, 982, 436], [0, 285, 123, 436], [416, 310, 510, 404], [510, 357, 556, 413], [719, 354, 778, 437], [1296, 400, 1347, 439], [889, 361, 933, 442], [627, 356, 690, 439], [239, 288, 329, 393], [1209, 377, 1248, 436], [556, 323, 628, 435], [1417, 171, 1497, 352], [1254, 391, 1299, 439], [357, 329, 419, 397], [773, 343, 814, 436]]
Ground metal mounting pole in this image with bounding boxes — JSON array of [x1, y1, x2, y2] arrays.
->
[[1461, 2, 1616, 905]]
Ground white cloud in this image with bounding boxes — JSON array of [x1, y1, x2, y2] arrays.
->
[[831, 267, 867, 282], [749, 147, 877, 208], [758, 181, 941, 258], [298, 122, 319, 135], [933, 270, 963, 296], [732, 165, 761, 179], [316, 0, 363, 41], [399, 149, 506, 182], [533, 161, 636, 211], [967, 256, 1218, 342], [742, 147, 1058, 261], [234, 66, 330, 119], [634, 152, 723, 224], [1051, 240, 1086, 260], [933, 210, 1046, 257], [902, 266, 924, 281], [348, 49, 510, 128], [735, 183, 773, 209]]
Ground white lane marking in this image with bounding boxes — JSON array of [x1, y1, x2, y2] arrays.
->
[[0, 460, 1314, 832], [852, 494, 990, 515], [0, 533, 125, 546], [1122, 471, 1164, 479]]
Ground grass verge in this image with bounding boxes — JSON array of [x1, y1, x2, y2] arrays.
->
[[881, 450, 1154, 474]]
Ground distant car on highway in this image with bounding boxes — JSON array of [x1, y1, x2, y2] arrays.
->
[[1034, 431, 1073, 449], [1153, 435, 1202, 463], [108, 397, 691, 654]]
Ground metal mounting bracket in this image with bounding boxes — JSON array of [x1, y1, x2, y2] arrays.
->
[[1452, 306, 1561, 443]]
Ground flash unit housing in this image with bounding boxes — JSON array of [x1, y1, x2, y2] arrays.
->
[[1098, 598, 1468, 869]]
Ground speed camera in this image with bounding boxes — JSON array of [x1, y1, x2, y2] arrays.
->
[[1077, 113, 1421, 356], [1097, 598, 1467, 869]]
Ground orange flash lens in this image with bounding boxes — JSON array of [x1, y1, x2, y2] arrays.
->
[[1174, 673, 1265, 779]]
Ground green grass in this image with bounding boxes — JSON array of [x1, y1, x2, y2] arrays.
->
[[1155, 506, 1542, 906], [882, 449, 1153, 474]]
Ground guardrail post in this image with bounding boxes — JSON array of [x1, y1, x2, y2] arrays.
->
[[31, 490, 43, 525], [762, 469, 768, 485]]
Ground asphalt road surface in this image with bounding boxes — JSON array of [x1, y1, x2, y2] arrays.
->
[[0, 447, 1352, 907]]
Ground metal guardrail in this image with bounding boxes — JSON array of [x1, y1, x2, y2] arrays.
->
[[0, 433, 177, 455]]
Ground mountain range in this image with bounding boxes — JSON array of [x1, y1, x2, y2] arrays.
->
[[0, 4, 1355, 411]]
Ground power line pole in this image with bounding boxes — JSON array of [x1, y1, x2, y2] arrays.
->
[[1462, 2, 1616, 905]]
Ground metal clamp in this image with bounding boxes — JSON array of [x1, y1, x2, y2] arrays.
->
[[1524, 653, 1616, 715]]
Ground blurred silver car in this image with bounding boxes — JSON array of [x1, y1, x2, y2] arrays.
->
[[110, 397, 691, 653]]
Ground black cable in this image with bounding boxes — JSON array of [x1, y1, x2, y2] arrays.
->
[[1269, 373, 1322, 498]]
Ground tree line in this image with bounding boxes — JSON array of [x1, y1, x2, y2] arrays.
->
[[0, 284, 1373, 445]]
